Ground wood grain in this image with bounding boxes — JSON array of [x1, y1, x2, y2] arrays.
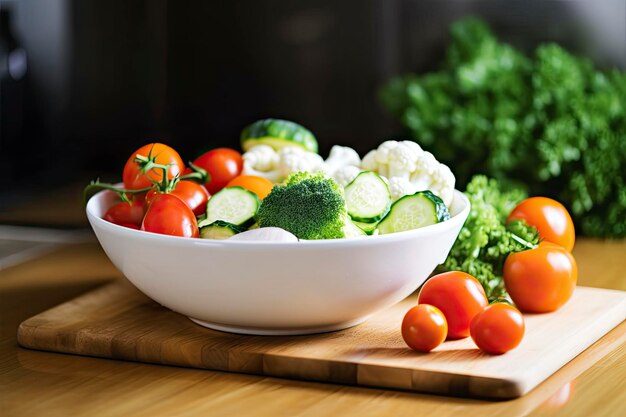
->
[[16, 280, 626, 399], [1, 241, 626, 417]]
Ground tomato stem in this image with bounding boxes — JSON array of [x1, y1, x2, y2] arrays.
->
[[83, 181, 152, 205], [132, 154, 181, 194], [181, 161, 210, 184]]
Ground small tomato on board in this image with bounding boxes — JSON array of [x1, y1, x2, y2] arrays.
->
[[142, 194, 199, 238], [401, 304, 448, 352], [470, 303, 525, 354], [123, 143, 185, 190], [189, 148, 243, 195], [507, 197, 575, 251], [504, 241, 577, 313], [103, 197, 146, 228], [418, 271, 488, 339], [226, 175, 274, 200], [146, 180, 210, 217]]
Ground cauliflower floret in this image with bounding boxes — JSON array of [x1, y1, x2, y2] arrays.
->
[[388, 177, 418, 201], [402, 140, 424, 155], [278, 146, 325, 178], [361, 150, 378, 171], [427, 163, 456, 207], [387, 142, 422, 179], [410, 151, 439, 190], [324, 145, 361, 176], [242, 145, 282, 182], [242, 145, 327, 183], [372, 141, 399, 177], [358, 140, 456, 207], [332, 165, 361, 187]]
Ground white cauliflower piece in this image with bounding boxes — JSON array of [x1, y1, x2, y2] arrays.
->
[[332, 165, 361, 187], [361, 150, 378, 171], [359, 140, 455, 207], [410, 151, 439, 190], [324, 145, 361, 176], [428, 163, 456, 207], [371, 141, 399, 178], [242, 145, 327, 183], [242, 145, 282, 183], [278, 146, 325, 178], [388, 177, 418, 201]]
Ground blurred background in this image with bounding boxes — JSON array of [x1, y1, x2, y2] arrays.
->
[[1, 0, 625, 220]]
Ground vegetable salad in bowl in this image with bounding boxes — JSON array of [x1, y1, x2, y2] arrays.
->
[[85, 118, 457, 242], [83, 122, 471, 335]]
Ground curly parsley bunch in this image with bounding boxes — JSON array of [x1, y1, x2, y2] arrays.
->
[[381, 17, 626, 237], [441, 176, 540, 300]]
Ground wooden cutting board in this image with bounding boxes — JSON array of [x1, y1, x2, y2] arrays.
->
[[17, 281, 626, 399]]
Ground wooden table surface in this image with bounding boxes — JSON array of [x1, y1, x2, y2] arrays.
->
[[1, 233, 625, 416]]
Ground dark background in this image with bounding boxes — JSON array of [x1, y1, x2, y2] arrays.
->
[[1, 0, 625, 209]]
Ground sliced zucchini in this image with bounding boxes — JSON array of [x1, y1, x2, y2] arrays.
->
[[199, 186, 260, 229], [378, 190, 450, 235], [200, 220, 243, 240], [241, 119, 318, 153], [345, 171, 391, 223]]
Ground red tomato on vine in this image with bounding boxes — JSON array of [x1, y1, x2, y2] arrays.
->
[[123, 143, 185, 190], [142, 194, 199, 238]]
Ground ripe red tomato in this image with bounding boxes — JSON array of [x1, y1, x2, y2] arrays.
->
[[142, 194, 199, 238], [401, 304, 448, 352], [146, 180, 210, 217], [226, 175, 274, 200], [417, 271, 488, 339], [190, 148, 243, 195], [123, 143, 185, 190], [508, 197, 575, 252], [103, 197, 146, 228], [470, 303, 525, 354], [504, 241, 577, 313]]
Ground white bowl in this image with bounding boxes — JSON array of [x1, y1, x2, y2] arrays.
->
[[86, 189, 470, 335]]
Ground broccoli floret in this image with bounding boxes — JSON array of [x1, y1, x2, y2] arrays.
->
[[257, 172, 347, 239]]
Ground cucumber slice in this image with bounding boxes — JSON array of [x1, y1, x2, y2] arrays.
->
[[352, 220, 379, 235], [378, 190, 450, 235], [200, 186, 260, 229], [241, 119, 318, 153], [345, 171, 391, 223], [200, 221, 243, 240]]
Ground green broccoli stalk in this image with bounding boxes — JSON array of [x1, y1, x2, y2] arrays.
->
[[257, 172, 348, 240]]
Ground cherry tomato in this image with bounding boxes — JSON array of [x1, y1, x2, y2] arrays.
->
[[123, 143, 185, 190], [417, 271, 488, 339], [189, 148, 243, 195], [470, 303, 525, 354], [401, 304, 448, 352], [504, 241, 577, 313], [226, 175, 274, 200], [146, 180, 210, 217], [142, 194, 199, 238], [103, 197, 146, 228], [508, 197, 575, 252]]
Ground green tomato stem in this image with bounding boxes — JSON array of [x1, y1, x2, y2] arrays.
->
[[180, 161, 210, 184], [83, 181, 152, 205]]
